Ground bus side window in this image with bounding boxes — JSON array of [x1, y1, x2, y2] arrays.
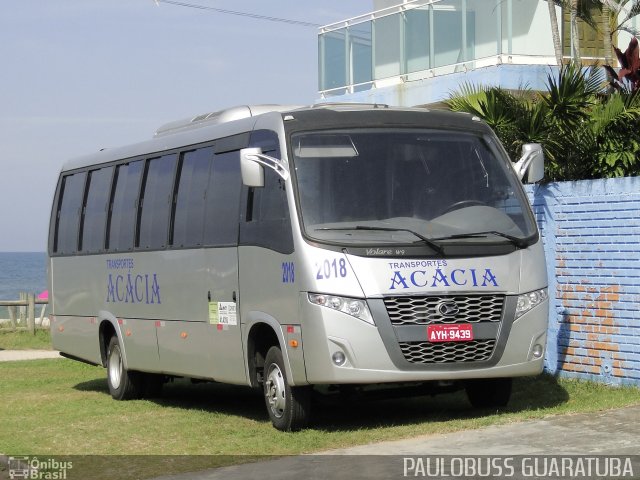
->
[[106, 160, 144, 252], [53, 172, 87, 255], [171, 147, 214, 248], [203, 151, 242, 246], [136, 154, 177, 250], [79, 166, 113, 253], [240, 130, 293, 254]]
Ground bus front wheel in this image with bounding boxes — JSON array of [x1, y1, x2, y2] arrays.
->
[[106, 336, 143, 400], [263, 346, 310, 431]]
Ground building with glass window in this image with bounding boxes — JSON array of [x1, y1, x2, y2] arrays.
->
[[318, 0, 632, 106]]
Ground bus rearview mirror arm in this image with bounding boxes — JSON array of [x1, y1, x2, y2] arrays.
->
[[514, 143, 544, 184], [240, 147, 289, 187]]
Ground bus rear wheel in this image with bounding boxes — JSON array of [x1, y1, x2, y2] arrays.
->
[[106, 336, 143, 400], [263, 346, 311, 431], [465, 377, 512, 409]]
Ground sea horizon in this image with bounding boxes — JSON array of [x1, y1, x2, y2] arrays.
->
[[0, 251, 46, 254], [0, 253, 48, 317]]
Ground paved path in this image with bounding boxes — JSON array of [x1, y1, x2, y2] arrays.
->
[[152, 405, 640, 480], [0, 349, 60, 361], [327, 404, 640, 455]]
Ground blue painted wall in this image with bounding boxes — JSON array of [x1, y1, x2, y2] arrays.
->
[[526, 178, 640, 386]]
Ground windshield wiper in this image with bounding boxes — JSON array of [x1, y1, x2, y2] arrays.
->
[[432, 231, 529, 248], [316, 226, 444, 254]]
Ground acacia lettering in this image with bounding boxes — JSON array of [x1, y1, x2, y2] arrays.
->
[[106, 272, 161, 304], [389, 268, 498, 290]]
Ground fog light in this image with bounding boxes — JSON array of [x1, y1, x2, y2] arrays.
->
[[332, 351, 346, 366], [532, 343, 544, 359]]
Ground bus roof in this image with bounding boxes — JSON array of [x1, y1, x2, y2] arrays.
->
[[59, 104, 488, 173]]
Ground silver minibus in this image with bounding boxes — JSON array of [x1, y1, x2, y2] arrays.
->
[[48, 104, 548, 431]]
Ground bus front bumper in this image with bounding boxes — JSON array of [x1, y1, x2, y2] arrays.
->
[[294, 295, 548, 385]]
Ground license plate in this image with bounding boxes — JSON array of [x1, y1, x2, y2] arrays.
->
[[427, 324, 474, 342]]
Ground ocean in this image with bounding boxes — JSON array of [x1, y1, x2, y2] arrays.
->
[[0, 252, 47, 317]]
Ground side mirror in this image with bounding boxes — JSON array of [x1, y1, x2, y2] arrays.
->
[[240, 147, 289, 186], [514, 143, 544, 184], [240, 147, 265, 187]]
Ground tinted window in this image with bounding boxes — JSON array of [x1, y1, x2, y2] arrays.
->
[[240, 130, 293, 253], [79, 167, 113, 253], [172, 148, 213, 247], [54, 172, 87, 254], [107, 161, 143, 251], [247, 129, 285, 223], [251, 170, 289, 222], [203, 151, 241, 246], [292, 128, 538, 246], [137, 154, 177, 249]]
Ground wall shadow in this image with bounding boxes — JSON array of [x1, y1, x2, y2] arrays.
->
[[555, 311, 571, 377]]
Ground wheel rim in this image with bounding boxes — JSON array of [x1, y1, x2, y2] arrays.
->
[[265, 363, 286, 419], [108, 344, 123, 390]]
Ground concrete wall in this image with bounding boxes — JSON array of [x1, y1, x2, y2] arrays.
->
[[526, 178, 640, 386], [320, 64, 557, 106], [510, 0, 556, 57]]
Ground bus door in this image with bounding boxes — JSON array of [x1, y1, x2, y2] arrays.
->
[[238, 129, 297, 372], [201, 149, 247, 383]]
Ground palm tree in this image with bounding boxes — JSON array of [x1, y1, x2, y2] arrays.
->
[[444, 84, 531, 160], [445, 62, 640, 180], [582, 91, 640, 176], [571, 0, 582, 61], [567, 0, 603, 62], [604, 0, 640, 37], [546, 0, 601, 64], [548, 0, 564, 65], [602, 2, 614, 64], [597, 1, 640, 62]]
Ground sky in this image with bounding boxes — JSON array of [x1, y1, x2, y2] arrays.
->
[[0, 0, 368, 252]]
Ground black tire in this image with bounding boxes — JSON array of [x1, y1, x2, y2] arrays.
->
[[465, 377, 512, 409], [106, 336, 143, 400], [263, 346, 311, 431]]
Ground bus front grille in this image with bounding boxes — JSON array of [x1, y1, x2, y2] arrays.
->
[[384, 294, 504, 326], [399, 339, 496, 364]]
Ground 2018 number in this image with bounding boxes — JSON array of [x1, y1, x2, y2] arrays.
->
[[282, 262, 295, 283], [316, 258, 347, 280]]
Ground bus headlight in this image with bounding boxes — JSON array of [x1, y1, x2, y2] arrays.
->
[[515, 288, 548, 318], [308, 293, 374, 325]]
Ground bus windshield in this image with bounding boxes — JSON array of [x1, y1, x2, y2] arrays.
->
[[291, 128, 538, 248]]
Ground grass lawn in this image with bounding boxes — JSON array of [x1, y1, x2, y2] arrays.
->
[[0, 329, 51, 350], [0, 358, 639, 479]]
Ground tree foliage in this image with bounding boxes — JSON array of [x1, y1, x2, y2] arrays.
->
[[547, 1, 640, 65], [604, 36, 640, 91], [446, 61, 640, 181]]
